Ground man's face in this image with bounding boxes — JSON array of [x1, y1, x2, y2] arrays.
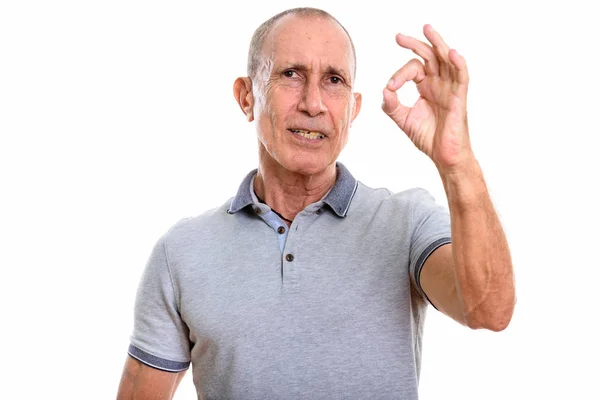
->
[[252, 15, 361, 176]]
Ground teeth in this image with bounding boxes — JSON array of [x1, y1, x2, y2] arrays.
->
[[291, 129, 325, 140]]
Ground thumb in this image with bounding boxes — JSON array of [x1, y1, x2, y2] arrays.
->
[[382, 87, 410, 126]]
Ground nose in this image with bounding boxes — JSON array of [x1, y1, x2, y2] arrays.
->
[[298, 79, 327, 117]]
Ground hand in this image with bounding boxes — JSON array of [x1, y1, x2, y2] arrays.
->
[[382, 24, 474, 173]]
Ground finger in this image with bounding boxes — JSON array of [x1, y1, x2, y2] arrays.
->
[[448, 49, 469, 96], [382, 87, 411, 129], [385, 58, 427, 93], [382, 87, 405, 115], [395, 33, 439, 76], [423, 24, 452, 81], [382, 59, 426, 123]]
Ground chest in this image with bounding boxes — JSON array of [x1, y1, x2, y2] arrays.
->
[[171, 216, 422, 398]]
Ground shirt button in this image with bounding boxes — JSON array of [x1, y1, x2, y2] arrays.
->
[[316, 208, 323, 215], [285, 254, 294, 262], [277, 226, 286, 234], [254, 208, 262, 215]]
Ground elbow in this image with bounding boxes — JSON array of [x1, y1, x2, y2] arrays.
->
[[466, 309, 513, 332], [473, 312, 512, 332], [465, 292, 516, 332], [464, 265, 516, 332]]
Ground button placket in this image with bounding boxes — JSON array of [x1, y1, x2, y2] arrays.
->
[[281, 218, 299, 286], [283, 207, 325, 287], [277, 206, 322, 287], [253, 204, 289, 253]]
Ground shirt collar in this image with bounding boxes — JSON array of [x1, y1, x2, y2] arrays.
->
[[227, 162, 358, 218]]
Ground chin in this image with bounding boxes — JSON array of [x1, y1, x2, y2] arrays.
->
[[280, 153, 335, 176]]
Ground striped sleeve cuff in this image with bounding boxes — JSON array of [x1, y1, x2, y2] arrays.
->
[[128, 344, 190, 372]]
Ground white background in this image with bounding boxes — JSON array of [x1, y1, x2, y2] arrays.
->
[[1, 0, 599, 399]]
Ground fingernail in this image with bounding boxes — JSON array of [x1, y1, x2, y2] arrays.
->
[[387, 78, 394, 88]]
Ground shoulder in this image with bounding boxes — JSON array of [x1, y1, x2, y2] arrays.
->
[[353, 181, 437, 214], [161, 199, 234, 249]]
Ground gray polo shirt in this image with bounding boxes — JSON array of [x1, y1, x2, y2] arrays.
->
[[128, 163, 451, 400]]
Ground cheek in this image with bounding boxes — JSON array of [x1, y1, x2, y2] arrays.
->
[[256, 95, 287, 139], [268, 92, 297, 126], [329, 99, 354, 150], [331, 99, 353, 131]]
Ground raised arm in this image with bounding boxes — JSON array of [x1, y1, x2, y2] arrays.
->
[[117, 356, 186, 400], [382, 25, 515, 331], [420, 161, 515, 331]]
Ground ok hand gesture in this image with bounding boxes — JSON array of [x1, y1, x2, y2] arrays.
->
[[382, 25, 474, 174]]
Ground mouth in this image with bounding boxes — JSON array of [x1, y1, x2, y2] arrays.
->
[[288, 129, 326, 140]]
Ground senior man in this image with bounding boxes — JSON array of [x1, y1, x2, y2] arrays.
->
[[117, 7, 515, 400]]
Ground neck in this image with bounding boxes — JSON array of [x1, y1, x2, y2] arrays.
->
[[254, 154, 337, 224]]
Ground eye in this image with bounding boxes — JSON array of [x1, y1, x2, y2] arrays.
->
[[329, 76, 342, 84], [283, 70, 296, 78]]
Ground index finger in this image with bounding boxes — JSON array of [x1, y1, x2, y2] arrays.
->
[[386, 58, 427, 92]]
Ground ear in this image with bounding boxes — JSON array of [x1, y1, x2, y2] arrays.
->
[[233, 77, 254, 122], [350, 92, 362, 124]]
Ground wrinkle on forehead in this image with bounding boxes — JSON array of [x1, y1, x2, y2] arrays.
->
[[256, 15, 355, 85]]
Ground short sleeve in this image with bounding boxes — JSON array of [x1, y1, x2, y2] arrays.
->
[[408, 188, 452, 306], [128, 234, 191, 372]]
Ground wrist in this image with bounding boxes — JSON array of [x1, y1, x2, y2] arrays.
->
[[437, 155, 480, 182]]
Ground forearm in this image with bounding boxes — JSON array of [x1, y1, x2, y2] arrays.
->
[[441, 159, 515, 331]]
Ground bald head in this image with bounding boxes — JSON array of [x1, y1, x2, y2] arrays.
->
[[247, 8, 357, 82]]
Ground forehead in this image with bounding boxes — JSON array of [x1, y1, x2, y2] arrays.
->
[[263, 15, 354, 73]]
